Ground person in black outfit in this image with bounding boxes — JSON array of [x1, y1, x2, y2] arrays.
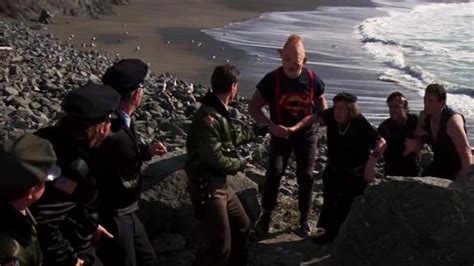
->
[[313, 92, 385, 245], [406, 84, 472, 182], [249, 34, 327, 236], [31, 83, 120, 266], [94, 59, 167, 266], [376, 92, 419, 177]]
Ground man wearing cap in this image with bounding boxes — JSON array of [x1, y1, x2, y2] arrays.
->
[[0, 134, 60, 266], [313, 92, 385, 244], [30, 83, 120, 266], [94, 59, 166, 265], [249, 34, 327, 236]]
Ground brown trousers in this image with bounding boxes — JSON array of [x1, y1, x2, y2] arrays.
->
[[188, 178, 250, 266]]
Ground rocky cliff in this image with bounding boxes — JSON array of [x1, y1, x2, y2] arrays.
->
[[0, 0, 129, 20]]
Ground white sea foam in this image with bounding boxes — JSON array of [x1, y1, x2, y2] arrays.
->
[[202, 0, 474, 139]]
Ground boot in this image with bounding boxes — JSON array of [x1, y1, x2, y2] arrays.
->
[[299, 212, 312, 236], [253, 210, 271, 238]]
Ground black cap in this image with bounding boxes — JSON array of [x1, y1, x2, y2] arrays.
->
[[0, 134, 61, 190], [102, 59, 148, 95], [62, 83, 121, 122], [333, 92, 357, 103]]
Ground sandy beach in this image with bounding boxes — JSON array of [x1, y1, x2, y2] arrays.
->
[[46, 0, 372, 89]]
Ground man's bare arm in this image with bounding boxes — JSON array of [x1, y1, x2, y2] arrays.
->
[[248, 89, 289, 138], [447, 114, 472, 181]]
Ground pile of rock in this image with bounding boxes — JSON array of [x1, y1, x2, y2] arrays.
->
[[333, 176, 474, 265], [0, 0, 123, 21], [0, 19, 329, 264]]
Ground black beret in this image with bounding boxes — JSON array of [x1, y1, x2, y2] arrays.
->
[[102, 59, 148, 95], [333, 92, 357, 103], [62, 83, 121, 122]]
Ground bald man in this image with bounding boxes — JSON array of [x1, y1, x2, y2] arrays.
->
[[249, 34, 327, 237]]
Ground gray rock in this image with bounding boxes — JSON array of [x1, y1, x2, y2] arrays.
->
[[332, 176, 474, 266]]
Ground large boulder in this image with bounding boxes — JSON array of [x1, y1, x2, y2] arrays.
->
[[137, 152, 260, 254], [332, 176, 474, 265]]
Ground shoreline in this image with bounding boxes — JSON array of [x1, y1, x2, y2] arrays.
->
[[45, 0, 373, 88]]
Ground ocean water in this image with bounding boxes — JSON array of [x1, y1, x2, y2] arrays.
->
[[203, 0, 474, 143]]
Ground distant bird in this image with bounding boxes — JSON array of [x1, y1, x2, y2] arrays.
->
[[124, 31, 129, 35], [210, 55, 216, 60], [135, 46, 141, 52], [91, 43, 96, 48], [197, 42, 202, 47], [191, 39, 195, 43], [115, 53, 120, 58], [166, 40, 171, 44], [91, 37, 96, 41], [123, 23, 127, 27], [220, 46, 225, 50], [69, 34, 75, 38], [147, 62, 151, 67], [82, 43, 87, 48], [225, 59, 230, 63]]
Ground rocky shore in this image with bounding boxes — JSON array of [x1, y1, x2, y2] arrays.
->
[[0, 19, 330, 264], [2, 19, 473, 266], [0, 0, 129, 21]]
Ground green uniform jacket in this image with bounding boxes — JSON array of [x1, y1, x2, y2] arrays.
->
[[186, 92, 255, 179], [0, 202, 42, 266]]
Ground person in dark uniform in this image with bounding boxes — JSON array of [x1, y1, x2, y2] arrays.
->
[[30, 83, 120, 266], [248, 34, 327, 236], [94, 59, 166, 266], [186, 64, 261, 266], [0, 134, 60, 266], [406, 84, 472, 182], [367, 92, 419, 181], [312, 92, 385, 245]]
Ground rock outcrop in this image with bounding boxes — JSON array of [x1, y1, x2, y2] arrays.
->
[[332, 176, 474, 266], [137, 151, 260, 264], [0, 0, 123, 21]]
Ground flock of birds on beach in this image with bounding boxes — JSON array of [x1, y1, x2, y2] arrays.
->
[[65, 22, 263, 66]]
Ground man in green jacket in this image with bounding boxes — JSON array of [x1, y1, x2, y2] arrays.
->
[[0, 133, 60, 266], [186, 64, 259, 266]]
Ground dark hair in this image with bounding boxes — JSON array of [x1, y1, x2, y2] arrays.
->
[[425, 84, 447, 102], [386, 91, 408, 109], [211, 64, 240, 94]]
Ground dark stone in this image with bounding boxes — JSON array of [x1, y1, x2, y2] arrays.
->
[[332, 176, 474, 266]]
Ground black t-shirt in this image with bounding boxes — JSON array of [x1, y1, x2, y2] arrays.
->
[[257, 66, 325, 127], [321, 107, 378, 171], [378, 113, 419, 176]]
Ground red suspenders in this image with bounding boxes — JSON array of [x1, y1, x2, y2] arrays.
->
[[274, 68, 315, 124]]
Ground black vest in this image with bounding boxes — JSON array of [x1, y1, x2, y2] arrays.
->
[[424, 106, 465, 180]]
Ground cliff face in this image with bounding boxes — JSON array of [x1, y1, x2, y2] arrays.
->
[[0, 0, 129, 20]]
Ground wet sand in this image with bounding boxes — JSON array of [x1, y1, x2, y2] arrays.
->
[[46, 0, 372, 87]]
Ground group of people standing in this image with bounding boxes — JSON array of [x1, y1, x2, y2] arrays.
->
[[0, 33, 471, 266], [1, 59, 165, 265], [184, 34, 472, 265]]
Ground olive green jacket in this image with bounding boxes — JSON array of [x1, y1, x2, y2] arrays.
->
[[186, 92, 255, 179], [0, 203, 42, 266]]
